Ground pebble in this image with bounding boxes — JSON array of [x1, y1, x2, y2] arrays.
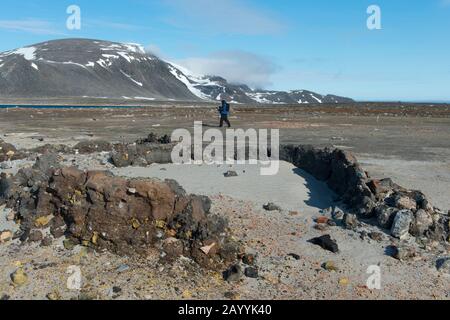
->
[[0, 230, 13, 243], [323, 261, 339, 272], [309, 235, 339, 253], [224, 171, 238, 178], [223, 264, 242, 282], [244, 267, 258, 278], [369, 232, 384, 242], [116, 264, 130, 273], [11, 268, 28, 286], [263, 203, 281, 211]]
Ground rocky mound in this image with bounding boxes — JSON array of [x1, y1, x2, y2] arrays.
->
[[0, 154, 240, 269]]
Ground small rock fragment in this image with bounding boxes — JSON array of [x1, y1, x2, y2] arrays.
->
[[224, 171, 238, 178], [11, 268, 28, 286], [323, 261, 339, 271], [0, 230, 13, 243], [309, 235, 339, 253], [223, 265, 242, 282], [242, 253, 255, 265], [200, 242, 216, 255], [287, 253, 300, 260], [436, 257, 450, 274], [369, 232, 384, 242], [343, 213, 358, 230], [244, 267, 258, 278], [263, 203, 281, 211]]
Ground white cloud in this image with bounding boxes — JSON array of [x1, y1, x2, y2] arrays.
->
[[163, 0, 285, 35], [176, 51, 279, 88], [145, 44, 163, 57], [0, 19, 64, 35]]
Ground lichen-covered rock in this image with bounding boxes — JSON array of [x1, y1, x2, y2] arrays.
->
[[374, 205, 398, 229]]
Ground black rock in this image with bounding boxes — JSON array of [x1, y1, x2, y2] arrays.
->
[[223, 264, 242, 282], [309, 235, 339, 253], [287, 253, 300, 260], [224, 171, 238, 178], [263, 202, 281, 211], [244, 267, 258, 278]]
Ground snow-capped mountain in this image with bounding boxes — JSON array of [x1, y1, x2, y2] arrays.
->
[[0, 39, 353, 104]]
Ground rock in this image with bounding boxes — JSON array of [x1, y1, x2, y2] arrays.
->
[[391, 210, 413, 239], [0, 162, 12, 169], [28, 230, 43, 242], [244, 267, 258, 278], [73, 140, 112, 154], [224, 291, 240, 300], [242, 253, 256, 265], [410, 209, 433, 236], [223, 264, 242, 282], [200, 242, 216, 255], [436, 257, 450, 274], [339, 278, 349, 286], [390, 245, 416, 261], [6, 210, 15, 221], [41, 237, 52, 247], [263, 203, 281, 211], [116, 264, 130, 273], [367, 178, 397, 198], [343, 213, 358, 230], [224, 171, 238, 178], [0, 230, 13, 243], [46, 291, 61, 300], [315, 216, 329, 224], [394, 195, 417, 211], [63, 239, 77, 250], [323, 261, 338, 271], [332, 210, 344, 220], [11, 268, 28, 286], [314, 224, 329, 231], [287, 253, 300, 260], [323, 218, 334, 226], [309, 235, 339, 253], [368, 232, 384, 242], [375, 205, 398, 229]]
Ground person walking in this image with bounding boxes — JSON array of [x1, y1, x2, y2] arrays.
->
[[218, 100, 231, 128]]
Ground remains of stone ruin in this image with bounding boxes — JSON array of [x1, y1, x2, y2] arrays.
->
[[0, 134, 449, 270]]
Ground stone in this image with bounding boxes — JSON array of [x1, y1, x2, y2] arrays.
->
[[200, 242, 216, 255], [323, 261, 338, 271], [224, 171, 238, 178], [375, 205, 398, 229], [41, 237, 52, 247], [28, 230, 43, 242], [63, 239, 77, 250], [394, 195, 417, 211], [391, 210, 413, 239], [0, 230, 13, 243], [410, 209, 433, 236], [315, 216, 329, 224], [343, 213, 358, 230], [46, 291, 61, 300], [314, 224, 329, 231], [309, 235, 339, 253], [287, 253, 300, 260], [34, 214, 53, 228], [436, 257, 450, 274], [242, 253, 256, 265], [263, 203, 281, 211], [327, 220, 337, 227], [391, 245, 416, 261], [116, 264, 130, 273], [11, 268, 28, 286], [339, 278, 350, 286], [223, 264, 242, 282], [244, 267, 258, 278], [332, 210, 344, 220], [368, 232, 384, 242]]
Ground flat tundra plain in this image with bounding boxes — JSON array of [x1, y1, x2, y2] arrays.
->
[[0, 102, 449, 300]]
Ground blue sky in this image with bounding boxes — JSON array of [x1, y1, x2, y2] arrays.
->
[[1, 0, 449, 102]]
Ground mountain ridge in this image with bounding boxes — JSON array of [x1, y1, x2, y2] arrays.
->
[[0, 38, 354, 104]]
